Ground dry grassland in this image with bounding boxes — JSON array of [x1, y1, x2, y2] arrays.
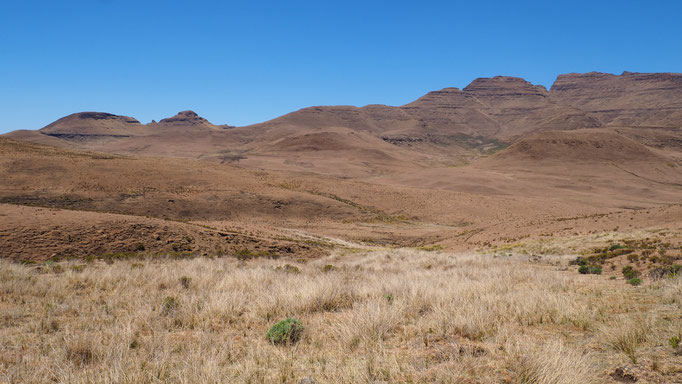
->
[[1, 249, 681, 383]]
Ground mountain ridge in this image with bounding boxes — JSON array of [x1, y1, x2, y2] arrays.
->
[[4, 71, 681, 176]]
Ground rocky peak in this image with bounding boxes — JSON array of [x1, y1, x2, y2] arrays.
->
[[158, 110, 209, 125], [404, 87, 482, 108], [463, 76, 548, 98], [551, 71, 682, 93], [549, 72, 616, 92]]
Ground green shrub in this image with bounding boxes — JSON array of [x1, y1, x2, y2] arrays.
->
[[266, 318, 303, 345], [622, 265, 640, 280], [322, 264, 337, 273], [570, 257, 588, 266], [135, 243, 145, 251], [579, 265, 602, 274], [669, 336, 680, 350], [609, 244, 625, 251], [627, 278, 642, 286]]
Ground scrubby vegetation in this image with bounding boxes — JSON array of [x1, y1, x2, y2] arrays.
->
[[266, 318, 303, 345], [622, 265, 640, 280], [1, 249, 681, 383], [564, 237, 682, 284]]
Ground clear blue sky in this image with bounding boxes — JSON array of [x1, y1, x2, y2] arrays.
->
[[1, 0, 681, 133]]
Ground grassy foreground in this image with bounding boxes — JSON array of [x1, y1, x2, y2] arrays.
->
[[1, 249, 681, 383]]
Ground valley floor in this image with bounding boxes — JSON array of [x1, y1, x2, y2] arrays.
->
[[1, 248, 681, 383]]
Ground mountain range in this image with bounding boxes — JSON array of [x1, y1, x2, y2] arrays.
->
[[1, 71, 681, 261], [5, 71, 681, 176]]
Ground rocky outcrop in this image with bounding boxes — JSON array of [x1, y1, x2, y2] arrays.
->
[[550, 72, 682, 127], [74, 112, 140, 123], [158, 110, 210, 125], [460, 76, 601, 139], [463, 76, 549, 101]]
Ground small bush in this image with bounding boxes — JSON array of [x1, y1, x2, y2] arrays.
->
[[648, 264, 682, 280], [609, 244, 625, 251], [627, 278, 642, 286], [578, 265, 601, 274], [570, 257, 588, 266], [266, 318, 303, 345], [622, 265, 640, 280], [322, 264, 337, 273], [669, 336, 680, 350]]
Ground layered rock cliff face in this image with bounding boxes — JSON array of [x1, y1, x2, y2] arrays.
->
[[459, 76, 601, 139], [254, 75, 604, 144], [550, 72, 682, 127]]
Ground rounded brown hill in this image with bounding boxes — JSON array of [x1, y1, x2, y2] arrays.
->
[[485, 129, 671, 164], [40, 112, 143, 136]]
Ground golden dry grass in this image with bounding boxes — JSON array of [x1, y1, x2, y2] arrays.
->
[[1, 249, 681, 383]]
